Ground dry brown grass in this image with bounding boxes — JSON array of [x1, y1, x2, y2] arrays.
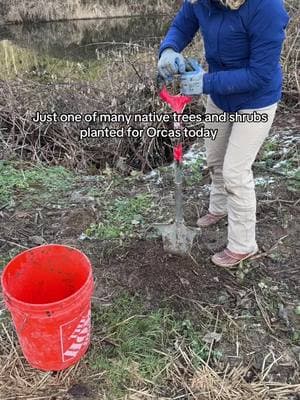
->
[[190, 364, 300, 400], [0, 310, 103, 400], [1, 306, 299, 400], [1, 0, 173, 24], [5, 0, 130, 23], [145, 343, 300, 400]]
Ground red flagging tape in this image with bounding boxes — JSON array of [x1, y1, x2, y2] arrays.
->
[[173, 143, 183, 163], [159, 86, 192, 114]]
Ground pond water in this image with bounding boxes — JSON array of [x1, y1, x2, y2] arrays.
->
[[0, 16, 170, 62]]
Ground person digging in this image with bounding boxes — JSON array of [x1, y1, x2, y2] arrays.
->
[[157, 0, 289, 268]]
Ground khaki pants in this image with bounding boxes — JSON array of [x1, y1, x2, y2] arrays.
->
[[204, 96, 277, 253]]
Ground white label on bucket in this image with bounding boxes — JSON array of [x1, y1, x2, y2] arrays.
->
[[60, 309, 91, 362]]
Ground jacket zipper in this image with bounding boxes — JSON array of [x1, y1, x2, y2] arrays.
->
[[217, 12, 224, 66]]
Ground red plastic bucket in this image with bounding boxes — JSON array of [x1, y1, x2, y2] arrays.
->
[[1, 244, 94, 371]]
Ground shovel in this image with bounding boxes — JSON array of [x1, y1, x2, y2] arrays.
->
[[154, 85, 201, 256]]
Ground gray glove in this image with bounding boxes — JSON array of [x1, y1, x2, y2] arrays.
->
[[180, 58, 205, 96], [158, 48, 186, 82]]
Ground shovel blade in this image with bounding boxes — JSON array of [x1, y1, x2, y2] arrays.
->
[[155, 222, 200, 256]]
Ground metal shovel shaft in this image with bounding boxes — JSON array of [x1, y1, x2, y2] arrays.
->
[[153, 158, 200, 255], [175, 160, 183, 224], [154, 87, 200, 255]]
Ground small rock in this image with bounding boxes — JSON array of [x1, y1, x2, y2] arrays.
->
[[237, 297, 253, 310], [278, 303, 290, 327], [131, 219, 140, 225], [203, 332, 222, 344], [70, 191, 95, 204], [29, 235, 46, 245], [179, 277, 190, 287], [81, 176, 100, 183], [258, 281, 268, 289], [116, 156, 129, 173], [218, 292, 230, 304]]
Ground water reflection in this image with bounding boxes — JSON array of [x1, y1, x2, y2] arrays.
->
[[0, 16, 170, 61]]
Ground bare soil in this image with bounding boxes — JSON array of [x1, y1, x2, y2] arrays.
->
[[1, 136, 299, 389]]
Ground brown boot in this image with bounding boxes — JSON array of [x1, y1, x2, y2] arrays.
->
[[211, 248, 258, 268], [197, 212, 226, 228]]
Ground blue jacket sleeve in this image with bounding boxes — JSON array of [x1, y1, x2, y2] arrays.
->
[[203, 0, 289, 95], [159, 0, 199, 57]]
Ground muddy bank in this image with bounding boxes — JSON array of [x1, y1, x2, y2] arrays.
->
[[0, 0, 175, 24]]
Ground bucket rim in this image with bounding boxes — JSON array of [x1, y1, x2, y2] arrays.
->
[[1, 243, 93, 311]]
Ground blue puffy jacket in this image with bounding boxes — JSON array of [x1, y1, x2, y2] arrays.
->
[[159, 0, 289, 112]]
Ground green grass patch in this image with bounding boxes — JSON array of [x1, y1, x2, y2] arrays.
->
[[260, 137, 280, 165], [0, 161, 74, 207], [85, 194, 153, 240], [0, 248, 20, 271], [292, 331, 300, 345], [185, 155, 205, 185], [89, 294, 209, 398], [287, 169, 300, 192], [259, 136, 298, 174], [257, 135, 299, 192]]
